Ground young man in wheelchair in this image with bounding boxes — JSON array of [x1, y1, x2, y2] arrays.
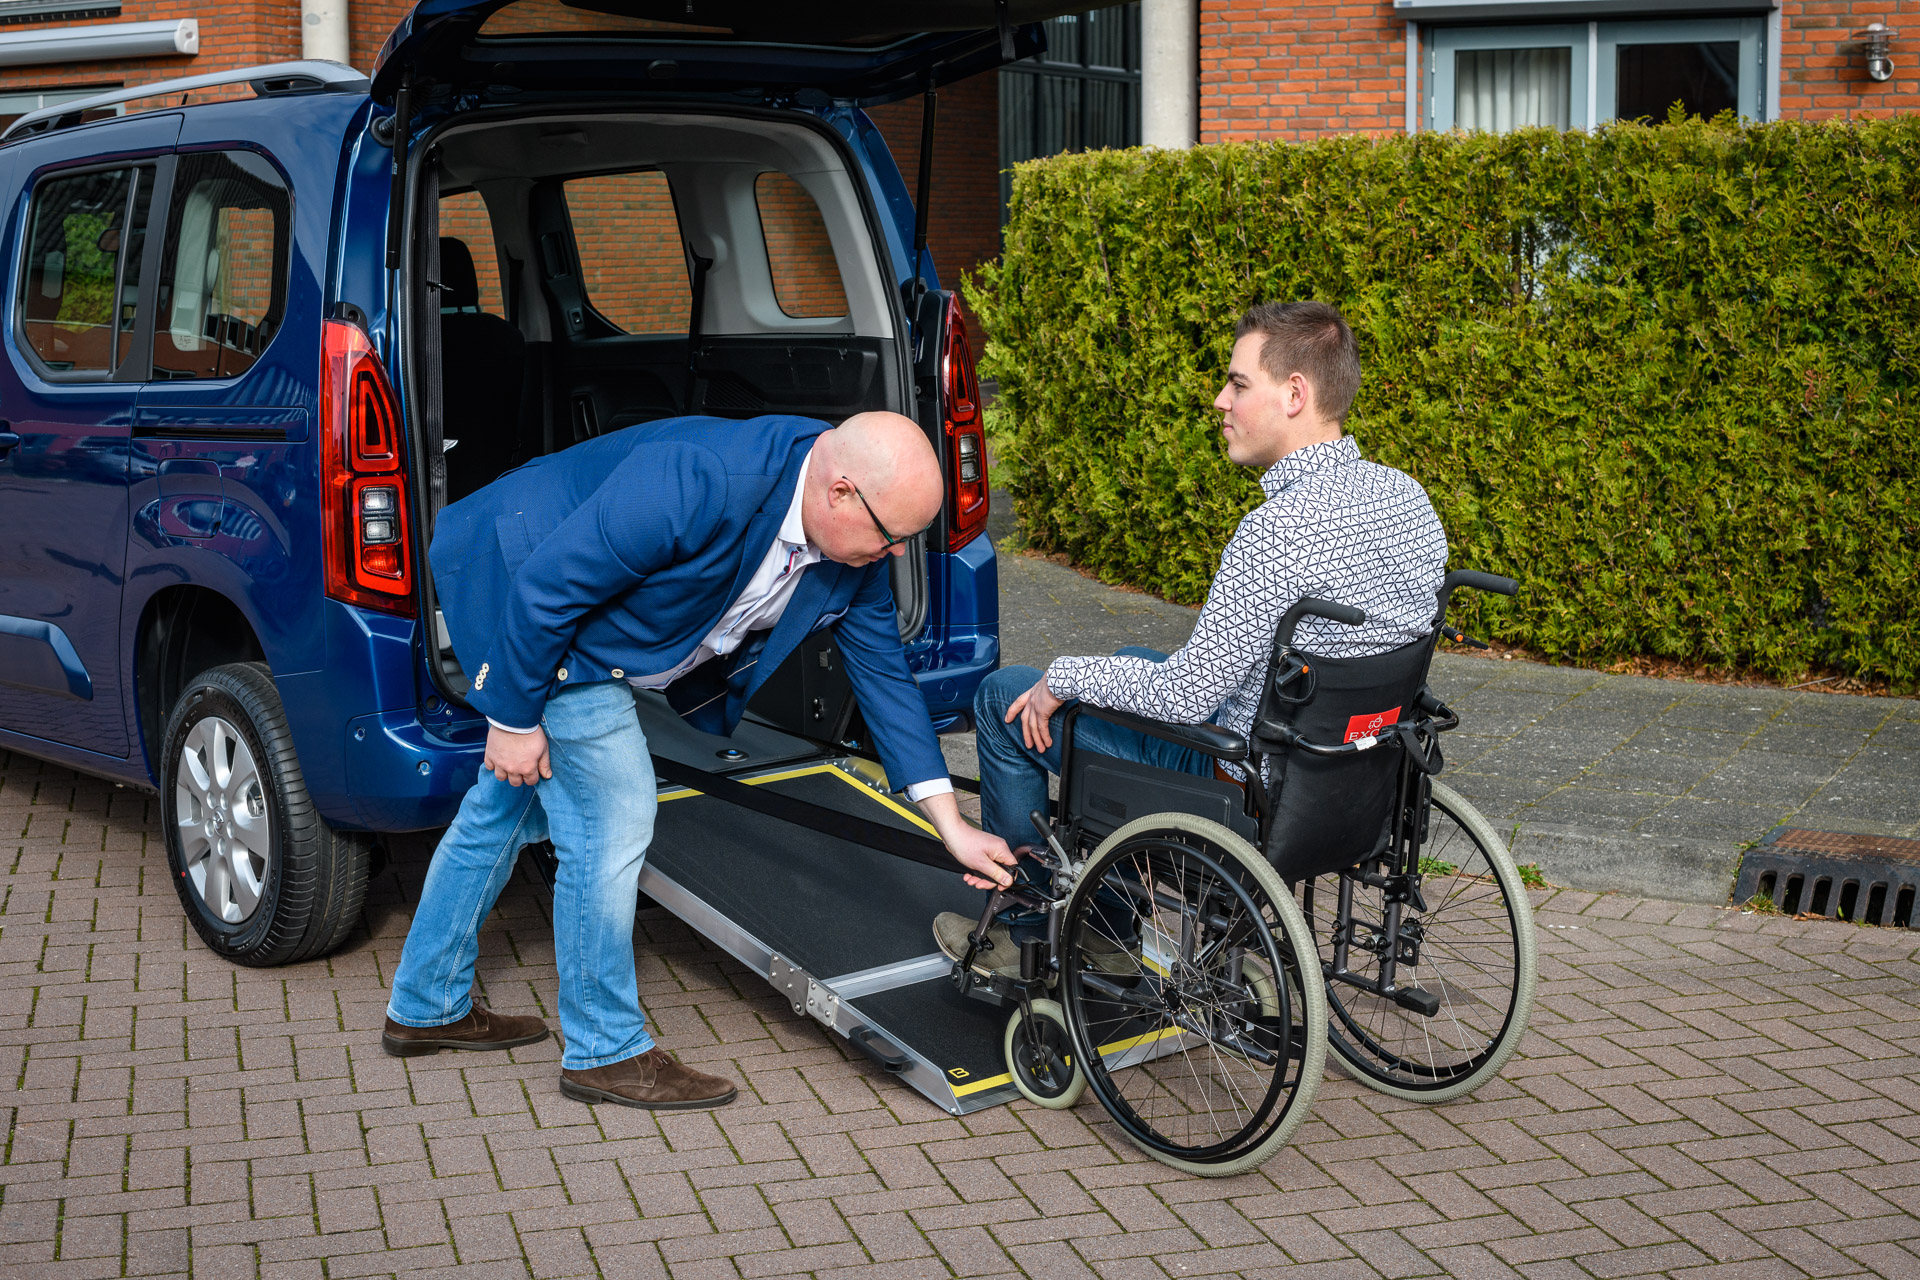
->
[[934, 300, 1449, 971]]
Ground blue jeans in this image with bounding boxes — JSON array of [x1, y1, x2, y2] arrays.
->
[[975, 648, 1213, 941], [387, 679, 658, 1070]]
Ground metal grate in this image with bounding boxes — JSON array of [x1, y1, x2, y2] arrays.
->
[[1734, 827, 1920, 928]]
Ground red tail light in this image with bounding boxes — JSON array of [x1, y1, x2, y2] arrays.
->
[[321, 319, 415, 616], [942, 297, 988, 551]]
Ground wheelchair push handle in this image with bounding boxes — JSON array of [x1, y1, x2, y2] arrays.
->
[[1431, 569, 1519, 644], [1274, 596, 1366, 650]]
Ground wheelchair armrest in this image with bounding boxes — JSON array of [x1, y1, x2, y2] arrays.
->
[[1072, 704, 1249, 762]]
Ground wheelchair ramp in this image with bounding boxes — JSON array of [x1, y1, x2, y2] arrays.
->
[[639, 761, 1019, 1114]]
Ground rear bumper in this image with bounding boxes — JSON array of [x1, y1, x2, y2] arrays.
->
[[338, 708, 486, 831]]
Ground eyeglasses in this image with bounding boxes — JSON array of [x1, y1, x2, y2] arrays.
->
[[843, 476, 920, 548]]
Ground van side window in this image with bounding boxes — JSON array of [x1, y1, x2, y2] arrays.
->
[[754, 173, 847, 320], [439, 189, 504, 315], [151, 150, 290, 381], [19, 165, 152, 377], [562, 170, 688, 335]]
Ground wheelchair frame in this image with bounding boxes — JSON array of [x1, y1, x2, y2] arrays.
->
[[948, 569, 1529, 1172]]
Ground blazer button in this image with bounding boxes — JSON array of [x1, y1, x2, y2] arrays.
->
[[611, 669, 624, 678], [557, 668, 568, 681]]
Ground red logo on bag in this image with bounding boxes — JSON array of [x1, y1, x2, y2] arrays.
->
[[1343, 707, 1401, 743]]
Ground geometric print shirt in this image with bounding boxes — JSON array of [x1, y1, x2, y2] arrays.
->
[[1044, 435, 1449, 770]]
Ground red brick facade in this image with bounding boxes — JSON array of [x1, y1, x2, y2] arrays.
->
[[1200, 0, 1916, 141]]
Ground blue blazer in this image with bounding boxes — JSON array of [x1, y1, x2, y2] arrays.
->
[[429, 415, 948, 792]]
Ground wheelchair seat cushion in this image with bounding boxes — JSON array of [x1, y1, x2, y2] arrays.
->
[[1252, 634, 1431, 881]]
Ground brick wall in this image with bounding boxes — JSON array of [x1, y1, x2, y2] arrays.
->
[[1200, 0, 1409, 140], [1778, 4, 1918, 118], [0, 0, 296, 102], [1195, 1, 1916, 142], [868, 69, 1000, 363]]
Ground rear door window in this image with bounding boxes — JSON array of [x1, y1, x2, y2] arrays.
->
[[19, 164, 156, 378], [563, 170, 689, 335], [151, 150, 290, 381], [754, 173, 848, 320]]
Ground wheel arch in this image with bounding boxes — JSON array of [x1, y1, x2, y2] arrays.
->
[[135, 586, 269, 784]]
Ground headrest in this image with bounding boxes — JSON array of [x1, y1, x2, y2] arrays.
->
[[438, 236, 480, 311]]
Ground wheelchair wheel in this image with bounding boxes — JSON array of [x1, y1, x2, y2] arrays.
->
[[1058, 813, 1326, 1177], [1004, 999, 1088, 1109], [1300, 781, 1537, 1102]]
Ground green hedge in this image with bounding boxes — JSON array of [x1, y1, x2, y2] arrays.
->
[[966, 118, 1920, 688]]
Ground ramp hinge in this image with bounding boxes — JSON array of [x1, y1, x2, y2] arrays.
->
[[768, 953, 839, 1030]]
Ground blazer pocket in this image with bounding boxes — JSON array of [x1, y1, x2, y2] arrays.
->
[[495, 512, 535, 576], [808, 607, 849, 633]]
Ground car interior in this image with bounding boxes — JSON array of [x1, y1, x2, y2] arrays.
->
[[412, 110, 921, 694]]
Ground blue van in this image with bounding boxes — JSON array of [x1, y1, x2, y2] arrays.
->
[[0, 5, 1058, 966]]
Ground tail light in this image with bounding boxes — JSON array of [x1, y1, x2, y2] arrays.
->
[[320, 319, 415, 616], [941, 296, 989, 551]]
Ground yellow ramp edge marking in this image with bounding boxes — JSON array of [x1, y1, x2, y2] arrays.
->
[[660, 761, 940, 838], [657, 762, 839, 805], [949, 1023, 1188, 1098]]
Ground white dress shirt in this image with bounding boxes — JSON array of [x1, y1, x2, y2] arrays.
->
[[490, 447, 953, 803]]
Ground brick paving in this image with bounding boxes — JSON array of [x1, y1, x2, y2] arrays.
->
[[4, 747, 1919, 1279]]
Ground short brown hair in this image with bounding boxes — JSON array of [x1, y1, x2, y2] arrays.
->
[[1234, 301, 1361, 424]]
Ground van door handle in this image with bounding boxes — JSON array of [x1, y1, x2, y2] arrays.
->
[[0, 427, 19, 456]]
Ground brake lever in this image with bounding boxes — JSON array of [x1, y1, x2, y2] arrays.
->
[[1441, 624, 1489, 650]]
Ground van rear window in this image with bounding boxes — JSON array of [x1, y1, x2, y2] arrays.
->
[[753, 173, 848, 320], [563, 170, 689, 336], [150, 150, 290, 381]]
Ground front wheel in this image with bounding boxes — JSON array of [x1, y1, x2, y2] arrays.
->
[[1004, 998, 1087, 1109], [161, 662, 373, 967]]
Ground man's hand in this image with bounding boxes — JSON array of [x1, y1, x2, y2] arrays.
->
[[483, 725, 551, 787], [1006, 674, 1066, 753], [917, 791, 1018, 890]]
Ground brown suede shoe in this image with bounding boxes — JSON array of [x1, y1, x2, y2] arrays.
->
[[560, 1048, 738, 1110], [382, 1002, 549, 1057]]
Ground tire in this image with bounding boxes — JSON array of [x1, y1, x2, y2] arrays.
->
[[1004, 998, 1088, 1109], [1059, 813, 1327, 1177], [1301, 781, 1538, 1102], [161, 662, 373, 967]]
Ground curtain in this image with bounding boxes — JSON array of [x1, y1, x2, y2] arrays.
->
[[1455, 48, 1572, 132]]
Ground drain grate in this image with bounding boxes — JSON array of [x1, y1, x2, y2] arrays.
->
[[1734, 828, 1920, 927]]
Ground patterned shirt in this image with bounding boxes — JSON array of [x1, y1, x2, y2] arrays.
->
[[1045, 436, 1448, 770]]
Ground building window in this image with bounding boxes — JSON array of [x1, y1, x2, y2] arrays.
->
[[999, 5, 1141, 213], [1428, 17, 1765, 133]]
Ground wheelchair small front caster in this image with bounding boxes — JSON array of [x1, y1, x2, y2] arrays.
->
[[1004, 998, 1086, 1109]]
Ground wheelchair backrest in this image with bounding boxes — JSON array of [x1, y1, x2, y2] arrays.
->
[[1250, 634, 1432, 882]]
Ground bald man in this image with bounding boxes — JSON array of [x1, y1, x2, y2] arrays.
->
[[384, 413, 1016, 1111]]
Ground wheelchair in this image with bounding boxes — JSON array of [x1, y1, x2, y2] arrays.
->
[[949, 570, 1537, 1176]]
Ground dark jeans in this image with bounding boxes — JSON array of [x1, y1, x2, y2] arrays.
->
[[974, 647, 1213, 941]]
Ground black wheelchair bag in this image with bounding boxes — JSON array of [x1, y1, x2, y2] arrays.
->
[[1251, 635, 1432, 882]]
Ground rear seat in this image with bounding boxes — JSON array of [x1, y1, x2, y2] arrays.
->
[[439, 236, 528, 503]]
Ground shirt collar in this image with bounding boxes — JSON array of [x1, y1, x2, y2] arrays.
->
[[1258, 434, 1359, 499], [779, 445, 814, 548]]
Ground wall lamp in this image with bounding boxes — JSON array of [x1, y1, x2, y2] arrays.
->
[[1855, 23, 1897, 82]]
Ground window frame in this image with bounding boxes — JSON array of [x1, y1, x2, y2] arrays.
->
[[1430, 23, 1592, 133], [1596, 16, 1764, 124], [556, 165, 693, 340], [1427, 14, 1769, 133], [14, 154, 171, 384]]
